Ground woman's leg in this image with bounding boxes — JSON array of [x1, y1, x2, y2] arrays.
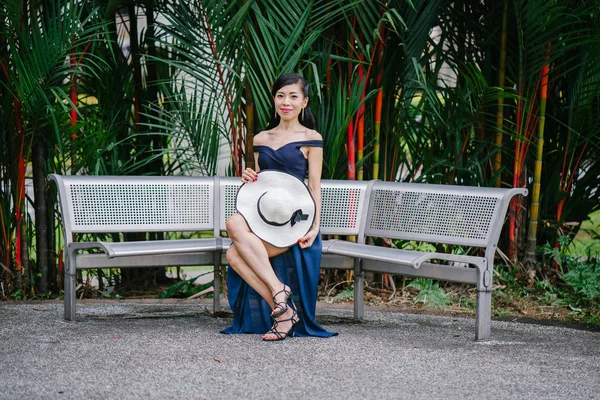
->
[[228, 244, 298, 340], [226, 214, 289, 305], [226, 244, 273, 307]]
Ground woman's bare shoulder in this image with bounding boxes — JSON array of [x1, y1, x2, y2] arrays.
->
[[253, 131, 271, 146], [306, 129, 323, 142]]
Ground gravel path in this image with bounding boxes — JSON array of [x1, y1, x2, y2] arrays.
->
[[0, 301, 598, 400]]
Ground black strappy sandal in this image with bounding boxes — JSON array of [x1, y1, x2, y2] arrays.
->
[[262, 307, 299, 342], [270, 285, 292, 318]]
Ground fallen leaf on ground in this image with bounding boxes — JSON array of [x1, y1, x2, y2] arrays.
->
[[212, 357, 222, 363]]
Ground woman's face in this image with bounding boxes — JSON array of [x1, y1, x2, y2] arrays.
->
[[273, 83, 308, 122]]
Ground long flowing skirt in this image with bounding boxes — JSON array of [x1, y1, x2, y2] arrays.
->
[[220, 235, 337, 337]]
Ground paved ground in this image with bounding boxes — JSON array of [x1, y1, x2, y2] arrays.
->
[[0, 300, 598, 400]]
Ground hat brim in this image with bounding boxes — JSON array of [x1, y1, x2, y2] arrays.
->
[[235, 170, 316, 248]]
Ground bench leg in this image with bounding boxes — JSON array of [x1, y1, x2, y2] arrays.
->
[[475, 290, 492, 341], [64, 273, 76, 321], [353, 259, 364, 320], [64, 249, 77, 321], [212, 253, 221, 313]]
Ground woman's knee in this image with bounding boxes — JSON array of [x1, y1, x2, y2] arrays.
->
[[226, 245, 240, 266], [225, 214, 248, 239]]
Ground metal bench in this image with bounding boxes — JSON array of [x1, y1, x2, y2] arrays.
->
[[322, 181, 527, 340], [50, 174, 526, 341], [49, 175, 225, 321]]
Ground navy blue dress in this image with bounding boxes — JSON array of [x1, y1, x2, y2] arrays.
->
[[221, 139, 337, 337]]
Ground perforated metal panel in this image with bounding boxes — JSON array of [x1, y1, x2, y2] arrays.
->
[[64, 177, 214, 232], [320, 180, 369, 235], [219, 178, 242, 231], [217, 178, 368, 235], [366, 182, 503, 247]]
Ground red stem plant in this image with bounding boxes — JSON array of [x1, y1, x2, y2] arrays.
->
[[70, 49, 77, 134], [356, 32, 365, 181], [200, 4, 241, 176], [508, 74, 542, 263], [373, 23, 386, 181], [14, 100, 25, 290], [494, 0, 509, 188], [346, 17, 357, 180], [524, 43, 550, 272]]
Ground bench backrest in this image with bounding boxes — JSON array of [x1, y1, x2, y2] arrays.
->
[[319, 179, 371, 236], [49, 175, 217, 242], [219, 177, 242, 231], [218, 177, 370, 237], [363, 181, 527, 248], [50, 174, 525, 250]]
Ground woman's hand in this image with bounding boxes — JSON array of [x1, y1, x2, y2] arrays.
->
[[297, 229, 319, 249], [241, 168, 258, 184]]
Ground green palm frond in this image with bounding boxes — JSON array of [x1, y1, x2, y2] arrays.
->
[[142, 80, 223, 176], [148, 0, 388, 175], [1, 0, 108, 145]]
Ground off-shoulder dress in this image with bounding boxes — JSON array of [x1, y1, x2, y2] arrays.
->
[[221, 139, 337, 337]]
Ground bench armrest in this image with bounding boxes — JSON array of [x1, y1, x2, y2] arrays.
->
[[323, 239, 485, 269], [68, 242, 111, 255]]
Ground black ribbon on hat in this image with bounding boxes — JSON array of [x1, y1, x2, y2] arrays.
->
[[290, 209, 309, 226], [257, 193, 309, 227]]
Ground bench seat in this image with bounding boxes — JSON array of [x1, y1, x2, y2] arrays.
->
[[68, 238, 224, 259], [322, 239, 486, 269], [72, 251, 218, 269]]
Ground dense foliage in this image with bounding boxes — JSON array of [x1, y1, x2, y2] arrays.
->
[[1, 0, 599, 300]]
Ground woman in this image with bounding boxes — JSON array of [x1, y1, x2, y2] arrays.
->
[[221, 73, 336, 341]]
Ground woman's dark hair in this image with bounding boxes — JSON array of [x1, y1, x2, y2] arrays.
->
[[265, 73, 317, 130]]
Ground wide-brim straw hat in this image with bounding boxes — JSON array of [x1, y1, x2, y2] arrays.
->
[[235, 170, 316, 248]]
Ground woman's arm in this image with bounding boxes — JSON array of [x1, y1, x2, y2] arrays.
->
[[253, 152, 260, 173], [298, 133, 323, 249], [241, 140, 261, 183]]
